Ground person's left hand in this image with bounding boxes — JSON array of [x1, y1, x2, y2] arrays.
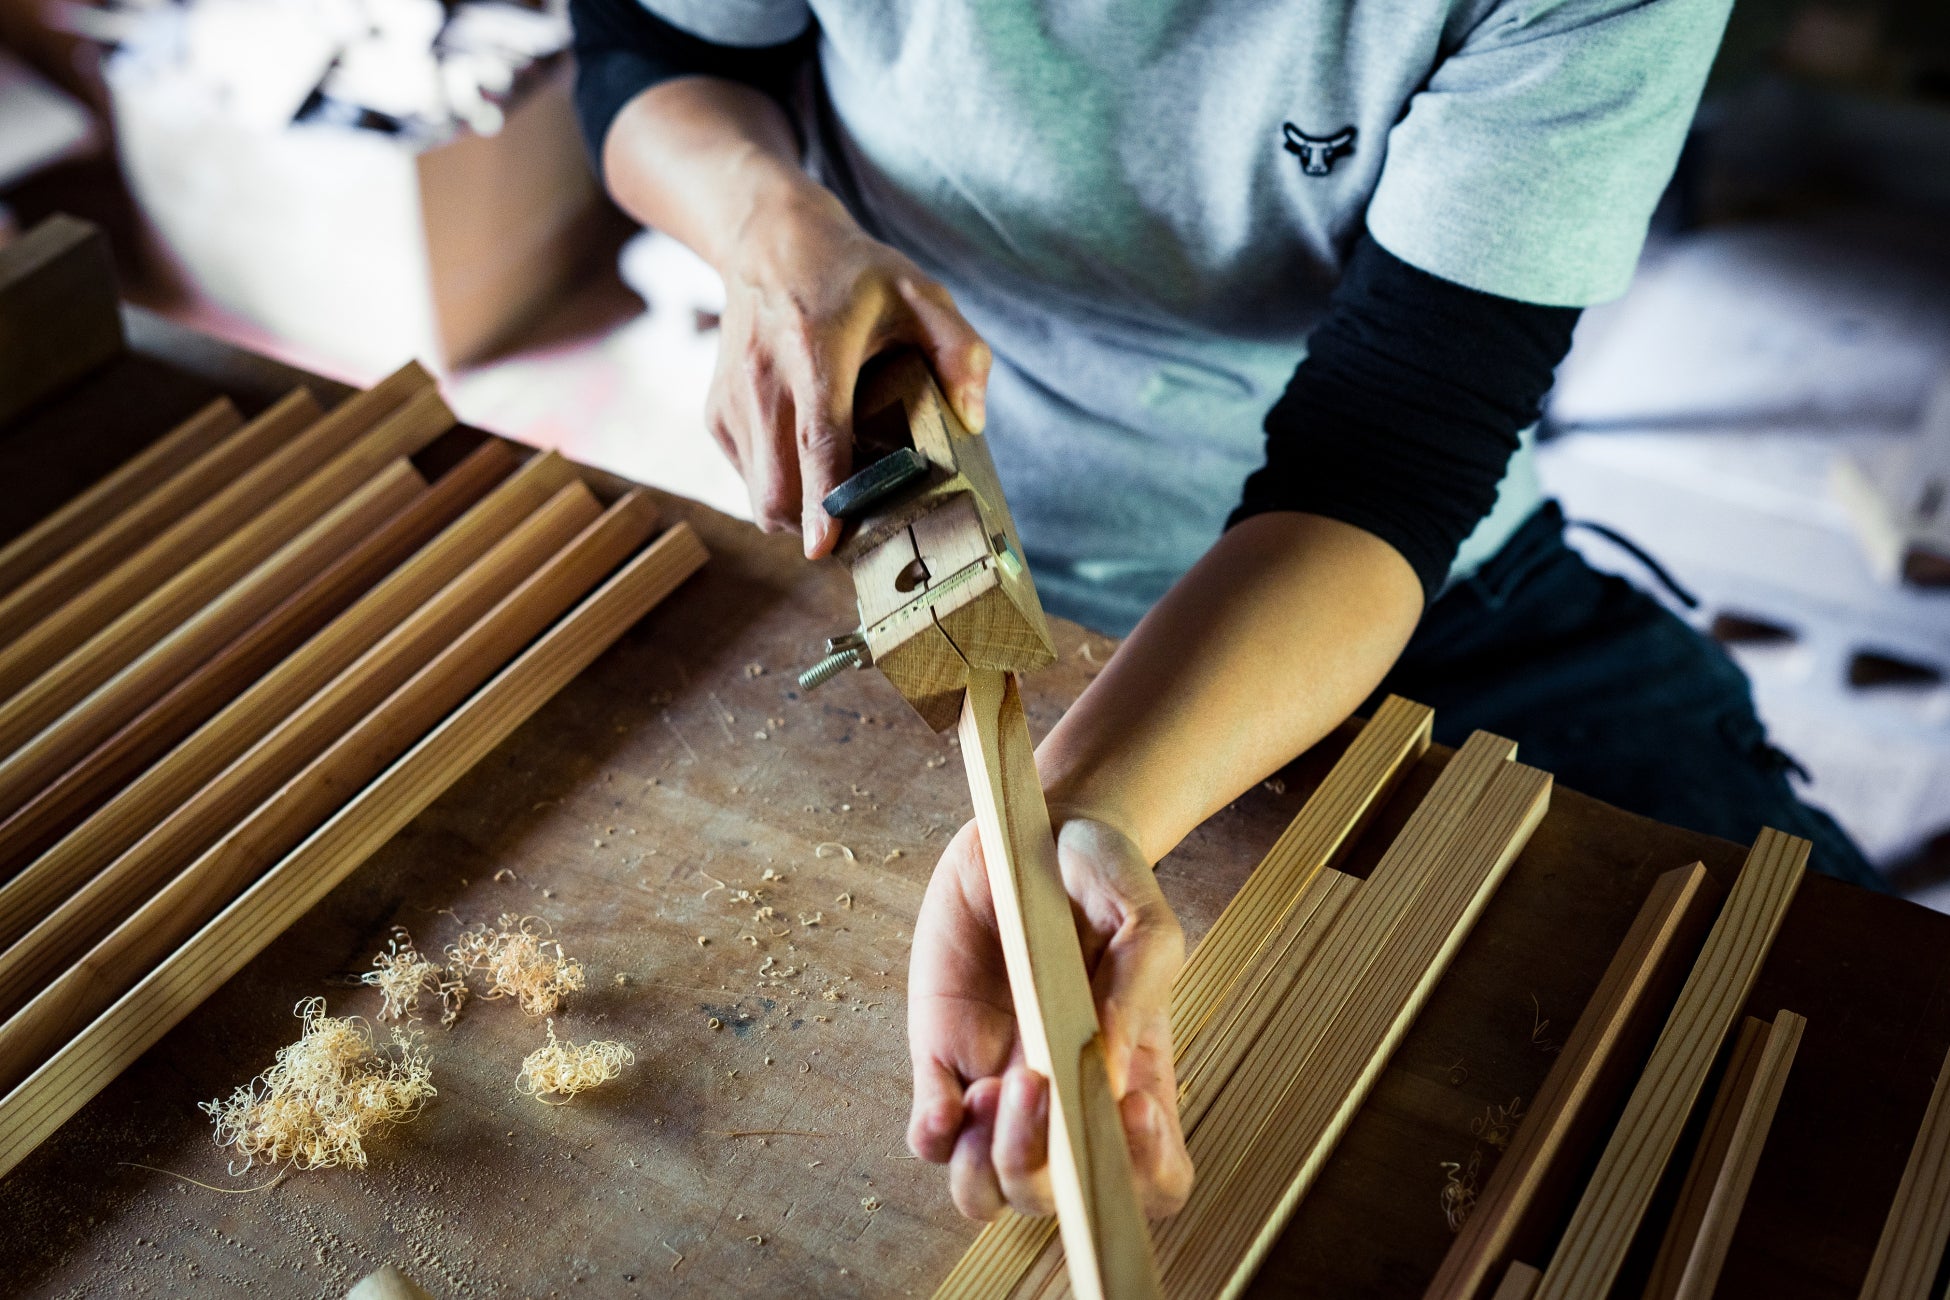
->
[[905, 814, 1194, 1219]]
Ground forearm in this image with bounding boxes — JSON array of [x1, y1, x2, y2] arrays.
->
[[1038, 512, 1422, 864]]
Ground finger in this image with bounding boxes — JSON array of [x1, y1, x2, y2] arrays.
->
[[737, 354, 802, 534], [992, 1066, 1054, 1217], [908, 1057, 966, 1163], [1121, 1088, 1195, 1218], [950, 1076, 1005, 1221], [897, 279, 991, 434], [788, 333, 866, 560]]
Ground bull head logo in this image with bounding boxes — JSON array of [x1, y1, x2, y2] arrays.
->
[[1282, 123, 1357, 176]]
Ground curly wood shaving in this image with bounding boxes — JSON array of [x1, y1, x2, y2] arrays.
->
[[446, 913, 586, 1016], [359, 928, 440, 1022], [518, 1021, 634, 1102]]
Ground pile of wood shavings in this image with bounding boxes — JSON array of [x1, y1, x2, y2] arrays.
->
[[200, 998, 434, 1172], [517, 1020, 634, 1103], [446, 913, 585, 1016], [359, 927, 441, 1021]]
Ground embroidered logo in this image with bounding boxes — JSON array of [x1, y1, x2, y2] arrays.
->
[[1282, 123, 1356, 177]]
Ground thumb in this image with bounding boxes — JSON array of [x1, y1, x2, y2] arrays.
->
[[900, 282, 992, 434], [1090, 901, 1183, 1098]]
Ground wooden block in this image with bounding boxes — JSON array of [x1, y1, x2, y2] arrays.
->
[[0, 519, 707, 1180], [0, 480, 602, 1029], [1859, 1040, 1950, 1300], [1425, 861, 1724, 1300], [0, 441, 516, 873], [1646, 1009, 1805, 1300], [0, 449, 576, 953], [0, 215, 124, 428], [0, 460, 427, 821], [1534, 828, 1809, 1300], [0, 491, 657, 1096], [0, 381, 454, 751], [0, 397, 241, 602], [0, 360, 434, 701], [959, 668, 1160, 1300], [1489, 1262, 1541, 1300]]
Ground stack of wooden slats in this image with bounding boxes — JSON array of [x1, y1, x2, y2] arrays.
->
[[0, 356, 707, 1181]]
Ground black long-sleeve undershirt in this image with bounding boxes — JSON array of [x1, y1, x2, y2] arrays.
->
[[569, 0, 1583, 602]]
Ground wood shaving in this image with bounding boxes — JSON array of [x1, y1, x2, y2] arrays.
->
[[201, 998, 434, 1172], [861, 1196, 880, 1213], [836, 892, 853, 909], [1440, 1150, 1482, 1232], [358, 928, 440, 1022], [517, 1021, 634, 1103], [1470, 1097, 1526, 1151], [798, 912, 823, 927], [446, 914, 586, 1016], [813, 842, 856, 861]]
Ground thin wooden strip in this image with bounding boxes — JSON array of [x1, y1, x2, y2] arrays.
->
[[959, 668, 1160, 1300], [1534, 828, 1809, 1300], [0, 450, 577, 951], [0, 398, 241, 603], [1649, 1009, 1805, 1300], [1169, 760, 1552, 1300], [0, 520, 708, 1179], [1425, 861, 1724, 1300], [0, 481, 602, 1024], [0, 442, 517, 874], [1490, 1262, 1541, 1300], [0, 460, 427, 820], [0, 491, 657, 1095], [0, 214, 123, 429], [1860, 1041, 1950, 1300], [0, 362, 434, 701]]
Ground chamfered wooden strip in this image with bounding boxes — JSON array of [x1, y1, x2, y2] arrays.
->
[[0, 361, 435, 701], [1166, 759, 1552, 1300], [1425, 861, 1724, 1300], [0, 398, 241, 603], [0, 481, 602, 1025], [0, 383, 456, 752], [1859, 1041, 1950, 1300], [0, 441, 517, 874], [0, 460, 427, 821], [1647, 1009, 1805, 1300], [0, 450, 578, 952], [0, 518, 708, 1179], [0, 491, 658, 1095], [0, 214, 124, 429], [1534, 828, 1809, 1300], [959, 668, 1161, 1300], [1489, 1262, 1541, 1300]]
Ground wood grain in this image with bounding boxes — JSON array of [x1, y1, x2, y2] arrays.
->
[[0, 215, 124, 429], [1534, 828, 1810, 1300], [1424, 861, 1723, 1300], [1488, 1262, 1540, 1300], [0, 517, 708, 1180], [1858, 1041, 1950, 1300], [0, 397, 241, 605], [0, 441, 517, 873], [0, 450, 578, 953], [959, 668, 1160, 1300]]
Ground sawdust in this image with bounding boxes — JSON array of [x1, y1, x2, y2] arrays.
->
[[516, 1022, 634, 1103]]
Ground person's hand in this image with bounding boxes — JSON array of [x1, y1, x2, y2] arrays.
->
[[708, 175, 991, 558], [906, 814, 1194, 1220]]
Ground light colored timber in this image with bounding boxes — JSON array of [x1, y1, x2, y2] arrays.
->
[[959, 668, 1161, 1300], [0, 519, 708, 1179], [0, 480, 602, 1027], [1535, 828, 1809, 1300], [1425, 861, 1724, 1300], [0, 442, 517, 874], [1859, 1040, 1950, 1300], [1489, 1262, 1541, 1300], [0, 361, 435, 701], [0, 398, 241, 603], [0, 382, 454, 743], [0, 460, 427, 821], [0, 491, 658, 1095], [1162, 758, 1551, 1300], [1647, 1009, 1805, 1300], [0, 450, 578, 953]]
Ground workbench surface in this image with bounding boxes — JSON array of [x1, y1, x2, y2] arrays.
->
[[2, 314, 1946, 1299]]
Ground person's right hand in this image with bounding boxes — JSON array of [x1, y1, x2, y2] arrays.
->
[[708, 176, 992, 559]]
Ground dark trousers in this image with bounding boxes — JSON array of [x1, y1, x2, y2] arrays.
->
[[1367, 501, 1883, 891]]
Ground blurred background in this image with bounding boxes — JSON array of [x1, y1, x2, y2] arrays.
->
[[1, 0, 1946, 899]]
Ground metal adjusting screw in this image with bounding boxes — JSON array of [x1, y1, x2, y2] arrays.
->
[[797, 631, 872, 692]]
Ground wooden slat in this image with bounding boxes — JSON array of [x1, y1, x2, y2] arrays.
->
[[0, 460, 427, 820], [1489, 1262, 1541, 1300], [0, 480, 603, 1028], [0, 519, 708, 1179], [0, 450, 577, 952], [0, 442, 517, 873], [1859, 1041, 1950, 1300], [1534, 828, 1809, 1300], [958, 668, 1160, 1300], [0, 215, 124, 428], [0, 361, 433, 701], [0, 398, 242, 602], [1647, 1009, 1805, 1300], [1425, 861, 1723, 1300]]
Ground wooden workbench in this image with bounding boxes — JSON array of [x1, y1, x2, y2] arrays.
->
[[1, 312, 1946, 1298]]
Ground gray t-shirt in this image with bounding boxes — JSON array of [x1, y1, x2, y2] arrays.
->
[[643, 0, 1730, 634]]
